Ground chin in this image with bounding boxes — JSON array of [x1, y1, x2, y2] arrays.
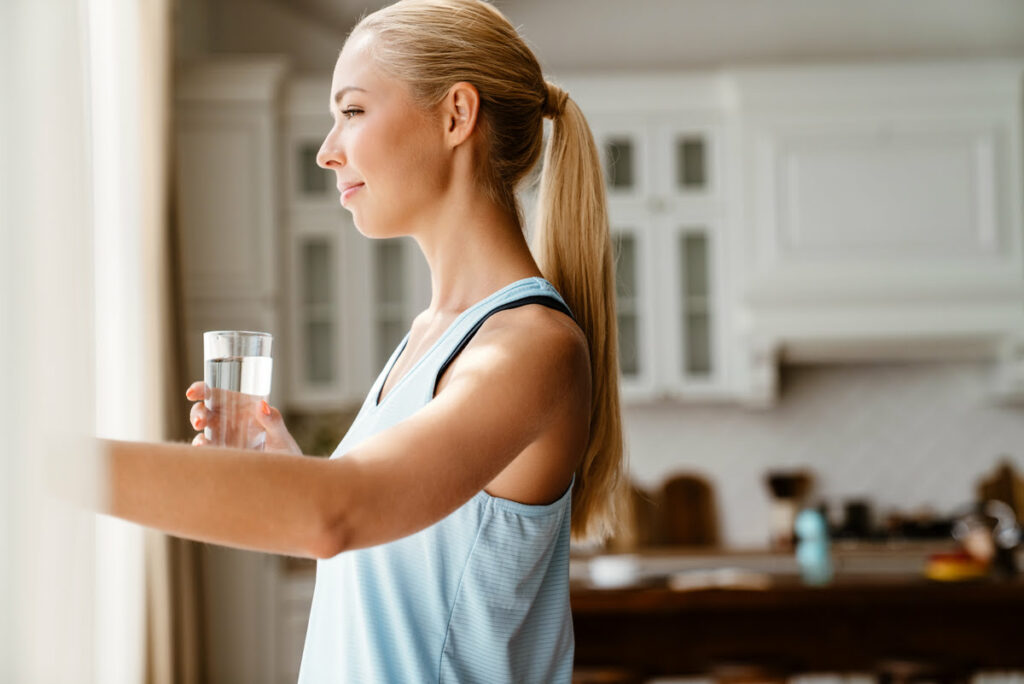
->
[[351, 215, 399, 240]]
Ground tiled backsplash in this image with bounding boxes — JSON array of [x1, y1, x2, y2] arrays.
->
[[623, 361, 1024, 548]]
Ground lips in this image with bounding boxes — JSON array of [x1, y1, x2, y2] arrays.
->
[[339, 182, 364, 203]]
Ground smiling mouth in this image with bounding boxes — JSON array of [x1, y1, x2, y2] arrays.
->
[[340, 183, 364, 203]]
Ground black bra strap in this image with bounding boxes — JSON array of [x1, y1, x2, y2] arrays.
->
[[433, 295, 576, 397]]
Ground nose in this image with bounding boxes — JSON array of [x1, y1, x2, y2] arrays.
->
[[316, 127, 344, 170]]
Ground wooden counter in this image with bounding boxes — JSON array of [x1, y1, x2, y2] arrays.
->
[[571, 573, 1024, 678]]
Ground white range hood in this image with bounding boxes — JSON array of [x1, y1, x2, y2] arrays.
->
[[725, 60, 1024, 407]]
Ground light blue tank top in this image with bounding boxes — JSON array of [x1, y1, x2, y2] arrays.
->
[[297, 276, 578, 684]]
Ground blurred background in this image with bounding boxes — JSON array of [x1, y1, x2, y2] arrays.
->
[[4, 1, 1024, 683]]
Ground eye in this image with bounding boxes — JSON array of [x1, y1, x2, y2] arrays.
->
[[340, 108, 363, 119]]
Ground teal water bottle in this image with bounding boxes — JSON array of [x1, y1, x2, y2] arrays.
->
[[795, 507, 834, 586]]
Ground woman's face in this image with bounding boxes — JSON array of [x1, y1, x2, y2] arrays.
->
[[317, 32, 448, 238]]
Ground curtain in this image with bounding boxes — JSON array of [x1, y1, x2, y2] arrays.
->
[[90, 0, 207, 681], [1, 0, 103, 680], [1, 0, 206, 680], [128, 1, 208, 682]]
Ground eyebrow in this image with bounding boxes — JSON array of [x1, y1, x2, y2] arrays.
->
[[331, 86, 368, 109]]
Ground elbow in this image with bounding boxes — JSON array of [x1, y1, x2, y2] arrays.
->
[[311, 472, 353, 560], [312, 513, 348, 560], [310, 456, 362, 559]]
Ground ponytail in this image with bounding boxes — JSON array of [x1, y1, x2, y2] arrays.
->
[[532, 88, 628, 544]]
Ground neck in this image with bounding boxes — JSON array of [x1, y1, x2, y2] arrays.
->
[[411, 188, 543, 319]]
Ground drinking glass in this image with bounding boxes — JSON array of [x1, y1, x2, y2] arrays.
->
[[203, 330, 273, 450]]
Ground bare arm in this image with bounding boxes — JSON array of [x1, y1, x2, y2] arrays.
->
[[103, 439, 337, 559], [102, 314, 589, 560]]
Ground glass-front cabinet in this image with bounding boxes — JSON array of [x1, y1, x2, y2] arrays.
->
[[591, 113, 731, 402]]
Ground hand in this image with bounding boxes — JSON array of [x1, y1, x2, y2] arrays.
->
[[186, 381, 304, 456]]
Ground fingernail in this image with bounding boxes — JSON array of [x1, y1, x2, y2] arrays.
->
[[261, 400, 271, 416]]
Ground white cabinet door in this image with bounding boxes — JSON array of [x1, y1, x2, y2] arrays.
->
[[650, 120, 732, 399], [654, 216, 730, 398], [591, 113, 735, 402]]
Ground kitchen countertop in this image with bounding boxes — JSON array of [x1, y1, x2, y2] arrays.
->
[[570, 551, 1024, 677], [569, 540, 1017, 585]]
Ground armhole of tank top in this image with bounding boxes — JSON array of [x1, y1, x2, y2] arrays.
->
[[431, 295, 575, 399]]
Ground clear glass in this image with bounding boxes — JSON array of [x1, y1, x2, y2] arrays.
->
[[203, 330, 273, 450], [612, 232, 639, 377], [605, 137, 635, 189], [679, 232, 712, 377], [375, 240, 405, 305], [676, 136, 706, 189], [299, 142, 328, 195], [305, 319, 333, 384], [302, 238, 331, 306]]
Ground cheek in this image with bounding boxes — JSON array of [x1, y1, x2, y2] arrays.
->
[[351, 113, 448, 211]]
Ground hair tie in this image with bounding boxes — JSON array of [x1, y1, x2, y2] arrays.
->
[[542, 81, 569, 119]]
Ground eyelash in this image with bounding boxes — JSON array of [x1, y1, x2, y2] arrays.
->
[[339, 108, 362, 119]]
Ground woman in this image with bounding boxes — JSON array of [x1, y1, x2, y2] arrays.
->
[[106, 0, 625, 680]]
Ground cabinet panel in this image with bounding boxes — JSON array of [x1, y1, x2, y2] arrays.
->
[[765, 123, 1003, 261], [177, 114, 276, 301]]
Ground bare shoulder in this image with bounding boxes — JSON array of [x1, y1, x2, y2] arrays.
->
[[444, 303, 591, 407]]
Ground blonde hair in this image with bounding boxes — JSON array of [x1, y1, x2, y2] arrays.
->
[[351, 0, 628, 543]]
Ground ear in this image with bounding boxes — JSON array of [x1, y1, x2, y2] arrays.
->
[[441, 81, 480, 148]]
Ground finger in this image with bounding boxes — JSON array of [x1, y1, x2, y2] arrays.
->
[[189, 402, 219, 432], [185, 381, 207, 401], [189, 402, 206, 431], [191, 433, 210, 447]]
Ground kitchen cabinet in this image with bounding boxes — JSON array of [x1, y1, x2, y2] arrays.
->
[[566, 75, 736, 403], [565, 61, 1024, 407], [185, 59, 1024, 412]]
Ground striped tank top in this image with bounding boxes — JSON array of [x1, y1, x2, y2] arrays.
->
[[297, 276, 577, 684]]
